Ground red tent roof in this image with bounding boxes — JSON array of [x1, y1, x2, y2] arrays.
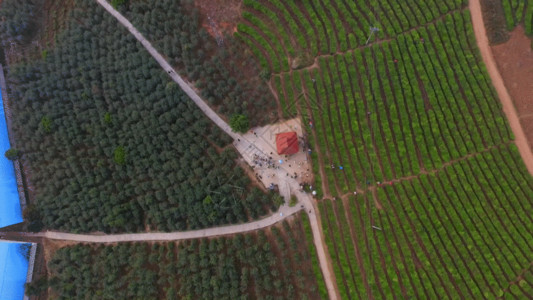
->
[[276, 132, 299, 155]]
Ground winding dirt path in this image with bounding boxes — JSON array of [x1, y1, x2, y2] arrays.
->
[[9, 1, 339, 298], [469, 0, 533, 176], [19, 205, 301, 242], [11, 189, 339, 298]]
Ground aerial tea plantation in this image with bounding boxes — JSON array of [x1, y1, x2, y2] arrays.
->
[[238, 0, 532, 298]]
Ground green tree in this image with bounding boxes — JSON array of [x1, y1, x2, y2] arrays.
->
[[40, 116, 52, 133], [4, 148, 19, 160], [289, 195, 298, 207], [113, 146, 126, 165], [0, 0, 37, 42], [229, 114, 249, 133], [111, 0, 127, 9], [25, 275, 48, 297], [273, 195, 284, 208], [259, 69, 271, 81], [104, 112, 112, 125]]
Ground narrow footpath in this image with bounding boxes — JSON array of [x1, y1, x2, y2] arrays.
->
[[469, 0, 533, 176], [5, 0, 340, 298]]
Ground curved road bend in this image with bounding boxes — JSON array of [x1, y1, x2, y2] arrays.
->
[[21, 189, 338, 298], [469, 0, 533, 176], [24, 204, 302, 242]]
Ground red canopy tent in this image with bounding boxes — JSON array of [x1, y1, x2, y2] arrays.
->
[[276, 132, 299, 155]]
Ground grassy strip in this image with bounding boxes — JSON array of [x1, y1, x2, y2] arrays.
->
[[501, 0, 531, 31], [317, 201, 349, 299], [332, 0, 367, 48], [379, 47, 420, 175], [234, 31, 269, 70], [364, 46, 402, 179], [273, 75, 288, 119], [319, 58, 352, 192], [301, 212, 329, 299], [380, 188, 439, 298], [525, 1, 533, 34], [303, 69, 338, 193], [317, 0, 348, 51], [300, 0, 329, 54], [271, 0, 317, 55], [281, 73, 297, 118], [242, 0, 297, 56], [242, 11, 290, 69], [332, 55, 369, 183], [237, 23, 283, 72]]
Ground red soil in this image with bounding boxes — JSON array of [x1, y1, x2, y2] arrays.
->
[[194, 0, 241, 36], [491, 26, 533, 152]]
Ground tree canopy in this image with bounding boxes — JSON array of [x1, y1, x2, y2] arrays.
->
[[0, 0, 37, 43], [122, 0, 278, 126], [40, 218, 323, 299], [229, 114, 249, 133], [4, 0, 276, 233], [4, 148, 19, 160], [113, 146, 126, 165]]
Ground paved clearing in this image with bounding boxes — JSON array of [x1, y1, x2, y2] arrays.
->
[[234, 118, 314, 200]]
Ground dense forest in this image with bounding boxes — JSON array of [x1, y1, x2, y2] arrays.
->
[[120, 0, 278, 126], [2, 0, 277, 233], [0, 0, 39, 44], [31, 218, 324, 299]]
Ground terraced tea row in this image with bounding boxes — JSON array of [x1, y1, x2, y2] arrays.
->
[[319, 144, 533, 298], [275, 11, 510, 196], [236, 0, 467, 72], [502, 0, 533, 33], [236, 1, 533, 299]]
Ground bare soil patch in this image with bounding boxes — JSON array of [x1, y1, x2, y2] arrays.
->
[[194, 0, 241, 36], [492, 26, 533, 151], [41, 0, 74, 47], [42, 239, 76, 266]]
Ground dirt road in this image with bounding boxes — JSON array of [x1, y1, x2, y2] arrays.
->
[[469, 0, 533, 176], [88, 2, 533, 300], [20, 205, 302, 242], [33, 1, 340, 298]]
